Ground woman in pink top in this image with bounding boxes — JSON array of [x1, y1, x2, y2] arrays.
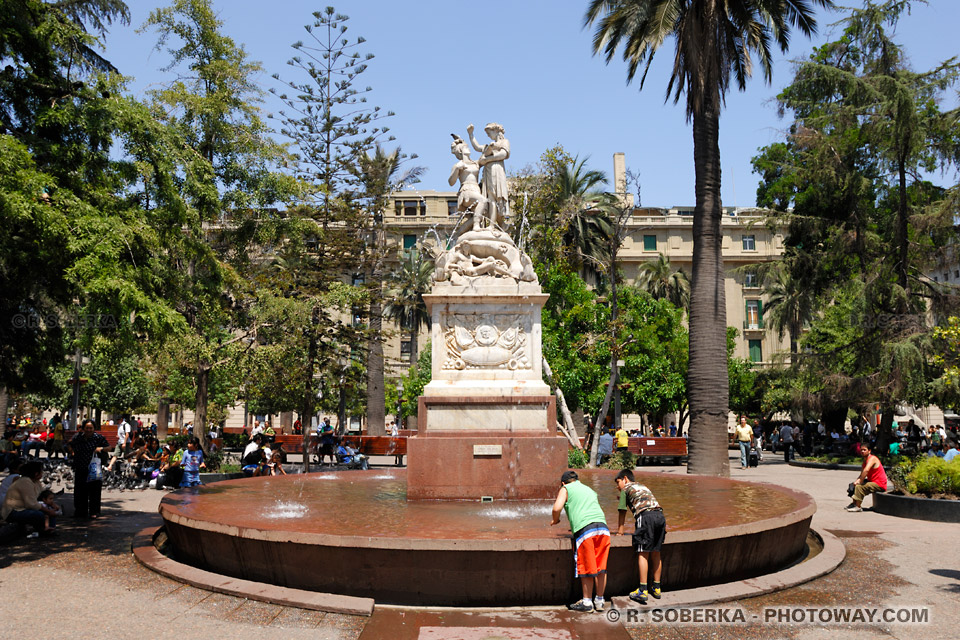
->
[[847, 442, 887, 512]]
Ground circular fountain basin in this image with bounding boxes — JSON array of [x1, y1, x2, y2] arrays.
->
[[159, 469, 815, 606]]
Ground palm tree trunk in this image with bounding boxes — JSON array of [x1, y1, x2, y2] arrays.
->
[[687, 94, 730, 478], [366, 294, 386, 436], [409, 325, 419, 373]]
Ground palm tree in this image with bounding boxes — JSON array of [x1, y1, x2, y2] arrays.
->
[[639, 253, 691, 309], [358, 144, 424, 436], [585, 0, 829, 476], [384, 248, 433, 373], [762, 264, 814, 355], [559, 156, 614, 279]]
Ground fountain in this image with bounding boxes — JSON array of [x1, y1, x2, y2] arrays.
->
[[156, 123, 817, 606]]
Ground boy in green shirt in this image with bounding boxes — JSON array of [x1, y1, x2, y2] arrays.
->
[[551, 470, 610, 612]]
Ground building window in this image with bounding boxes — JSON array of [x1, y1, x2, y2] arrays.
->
[[448, 200, 458, 216], [955, 270, 959, 279], [745, 300, 762, 330], [934, 275, 939, 282], [643, 235, 657, 251], [742, 235, 756, 251], [744, 272, 758, 288], [748, 339, 762, 363], [396, 200, 421, 216], [400, 340, 412, 362], [403, 235, 417, 251], [944, 272, 950, 282]]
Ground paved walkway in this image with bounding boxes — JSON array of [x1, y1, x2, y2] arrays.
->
[[0, 451, 956, 639]]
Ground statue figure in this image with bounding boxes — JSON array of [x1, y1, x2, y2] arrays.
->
[[467, 122, 510, 230], [448, 135, 486, 231], [434, 124, 537, 286]]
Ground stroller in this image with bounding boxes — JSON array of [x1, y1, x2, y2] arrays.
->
[[336, 444, 369, 470]]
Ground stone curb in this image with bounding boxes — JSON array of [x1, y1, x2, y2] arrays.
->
[[873, 491, 960, 523], [608, 528, 845, 609], [789, 460, 860, 471], [131, 526, 375, 617]]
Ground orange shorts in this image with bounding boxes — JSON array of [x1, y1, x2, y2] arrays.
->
[[574, 526, 610, 577]]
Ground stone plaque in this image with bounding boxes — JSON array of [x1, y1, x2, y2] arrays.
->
[[473, 444, 503, 456]]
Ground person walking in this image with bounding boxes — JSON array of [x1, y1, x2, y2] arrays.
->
[[780, 422, 795, 464], [735, 416, 753, 470]]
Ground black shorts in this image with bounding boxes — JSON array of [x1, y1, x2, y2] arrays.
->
[[632, 509, 666, 553]]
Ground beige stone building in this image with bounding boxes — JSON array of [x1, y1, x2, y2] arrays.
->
[[381, 157, 791, 375]]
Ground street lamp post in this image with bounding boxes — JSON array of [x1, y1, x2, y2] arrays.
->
[[614, 359, 625, 435]]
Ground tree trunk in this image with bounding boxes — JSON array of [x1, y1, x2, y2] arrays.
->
[[300, 305, 320, 473], [588, 361, 618, 467], [366, 293, 386, 437], [195, 362, 210, 452], [0, 387, 7, 427], [157, 400, 169, 441], [572, 407, 586, 438], [896, 157, 909, 295], [687, 92, 730, 477], [409, 326, 419, 375]]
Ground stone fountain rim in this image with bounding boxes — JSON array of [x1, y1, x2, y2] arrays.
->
[[157, 470, 817, 552]]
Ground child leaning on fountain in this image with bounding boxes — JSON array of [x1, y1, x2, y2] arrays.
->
[[615, 469, 666, 605], [551, 470, 610, 613]]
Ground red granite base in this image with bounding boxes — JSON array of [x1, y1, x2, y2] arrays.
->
[[406, 435, 569, 500]]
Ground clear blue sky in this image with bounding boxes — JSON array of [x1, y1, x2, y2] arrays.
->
[[101, 0, 960, 208]]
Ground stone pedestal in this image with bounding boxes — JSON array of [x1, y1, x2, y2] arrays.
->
[[408, 280, 568, 500]]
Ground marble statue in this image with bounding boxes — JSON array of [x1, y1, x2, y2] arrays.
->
[[448, 135, 486, 230], [435, 123, 537, 286], [467, 122, 510, 230]]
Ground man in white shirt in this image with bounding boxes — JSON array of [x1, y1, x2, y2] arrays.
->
[[107, 418, 132, 471], [251, 421, 263, 437]]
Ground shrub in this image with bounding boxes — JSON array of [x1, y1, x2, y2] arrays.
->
[[906, 456, 960, 496], [888, 456, 919, 494], [568, 448, 588, 469], [600, 451, 636, 470]]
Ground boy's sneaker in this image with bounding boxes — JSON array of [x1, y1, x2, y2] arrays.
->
[[649, 586, 661, 599], [568, 600, 593, 613], [845, 504, 862, 512], [629, 588, 648, 605], [593, 597, 605, 612]]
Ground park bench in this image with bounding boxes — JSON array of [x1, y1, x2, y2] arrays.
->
[[627, 436, 688, 466], [341, 436, 408, 463]]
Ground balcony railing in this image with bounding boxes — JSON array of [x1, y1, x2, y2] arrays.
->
[[743, 320, 765, 330]]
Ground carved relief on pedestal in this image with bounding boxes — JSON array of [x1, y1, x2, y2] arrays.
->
[[442, 313, 531, 370]]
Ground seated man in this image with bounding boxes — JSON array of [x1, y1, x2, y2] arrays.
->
[[336, 444, 369, 470], [846, 442, 887, 512]]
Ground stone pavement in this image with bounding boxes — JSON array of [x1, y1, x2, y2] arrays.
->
[[0, 451, 957, 639]]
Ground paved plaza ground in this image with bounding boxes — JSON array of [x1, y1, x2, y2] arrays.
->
[[1, 450, 957, 640]]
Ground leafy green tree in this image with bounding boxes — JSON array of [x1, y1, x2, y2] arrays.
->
[[585, 0, 830, 476], [141, 0, 296, 450], [753, 0, 959, 435]]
